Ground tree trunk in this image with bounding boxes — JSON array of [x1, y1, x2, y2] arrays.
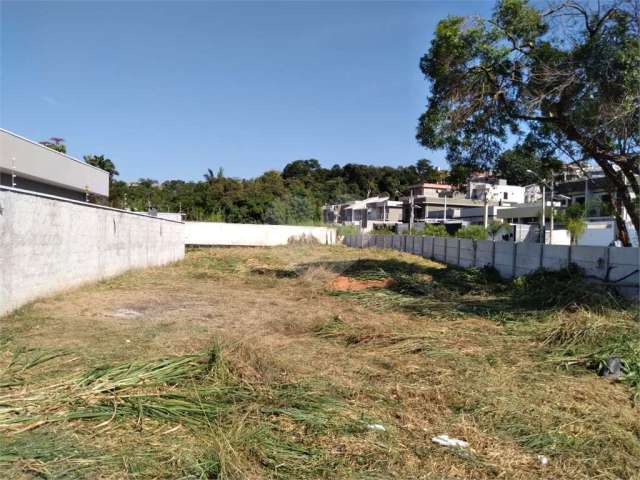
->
[[613, 191, 631, 246]]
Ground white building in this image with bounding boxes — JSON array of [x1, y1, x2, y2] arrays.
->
[[467, 178, 525, 205]]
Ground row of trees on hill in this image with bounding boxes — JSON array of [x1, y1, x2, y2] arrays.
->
[[35, 139, 569, 225], [107, 159, 451, 224]]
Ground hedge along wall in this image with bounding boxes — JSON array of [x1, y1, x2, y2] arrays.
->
[[343, 234, 640, 300]]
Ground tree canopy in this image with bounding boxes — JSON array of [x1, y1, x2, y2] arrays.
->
[[104, 158, 450, 224], [417, 0, 639, 244], [84, 155, 119, 180]]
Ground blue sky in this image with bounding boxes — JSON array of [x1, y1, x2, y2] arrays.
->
[[1, 1, 495, 182]]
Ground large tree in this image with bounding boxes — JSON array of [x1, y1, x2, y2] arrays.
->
[[494, 133, 563, 185], [417, 0, 639, 244]]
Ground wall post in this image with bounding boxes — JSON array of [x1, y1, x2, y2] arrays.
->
[[492, 241, 496, 268], [444, 237, 448, 264]]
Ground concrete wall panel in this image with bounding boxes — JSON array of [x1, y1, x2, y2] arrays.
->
[[494, 242, 515, 278], [422, 237, 434, 258], [433, 238, 446, 262], [0, 188, 184, 316], [475, 241, 494, 267], [446, 239, 459, 266], [412, 236, 423, 256], [342, 232, 638, 299], [571, 246, 607, 280], [543, 245, 570, 270], [515, 243, 542, 276], [459, 239, 475, 268]]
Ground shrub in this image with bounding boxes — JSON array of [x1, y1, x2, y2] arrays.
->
[[454, 225, 488, 240], [336, 224, 360, 237], [419, 224, 449, 237], [373, 226, 394, 235]]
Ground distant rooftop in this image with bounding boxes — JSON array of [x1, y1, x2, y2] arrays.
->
[[0, 128, 109, 198]]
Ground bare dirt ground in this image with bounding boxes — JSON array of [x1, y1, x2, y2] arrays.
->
[[0, 244, 638, 479]]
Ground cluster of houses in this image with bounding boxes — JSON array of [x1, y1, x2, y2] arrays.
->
[[323, 168, 638, 247]]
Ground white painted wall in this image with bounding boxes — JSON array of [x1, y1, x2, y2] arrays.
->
[[185, 222, 337, 246], [0, 188, 185, 315]]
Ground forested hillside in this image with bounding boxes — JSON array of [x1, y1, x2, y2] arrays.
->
[[107, 159, 448, 224]]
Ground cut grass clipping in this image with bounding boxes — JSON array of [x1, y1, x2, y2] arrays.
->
[[0, 342, 372, 479]]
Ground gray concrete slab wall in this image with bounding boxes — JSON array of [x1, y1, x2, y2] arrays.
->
[[571, 246, 607, 279], [475, 241, 494, 268], [459, 239, 475, 268], [0, 188, 185, 316], [341, 233, 640, 299], [446, 239, 459, 266], [543, 245, 570, 271], [515, 243, 542, 277], [433, 238, 446, 262], [494, 242, 515, 279], [422, 237, 435, 258]]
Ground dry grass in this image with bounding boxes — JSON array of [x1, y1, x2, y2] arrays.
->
[[0, 243, 638, 479]]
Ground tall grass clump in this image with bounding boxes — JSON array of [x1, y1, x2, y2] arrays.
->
[[543, 311, 640, 400], [510, 265, 627, 312]]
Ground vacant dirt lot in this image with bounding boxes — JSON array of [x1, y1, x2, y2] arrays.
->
[[1, 244, 638, 479]]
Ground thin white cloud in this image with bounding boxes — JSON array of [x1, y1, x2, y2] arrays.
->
[[41, 95, 60, 106]]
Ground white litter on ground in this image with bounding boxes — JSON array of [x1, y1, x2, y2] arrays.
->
[[110, 308, 143, 319], [431, 434, 469, 448], [367, 424, 386, 431], [537, 455, 549, 465]]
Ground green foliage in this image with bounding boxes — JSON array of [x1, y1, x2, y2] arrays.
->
[[372, 226, 394, 235], [557, 204, 587, 244], [39, 137, 66, 153], [488, 220, 504, 241], [84, 154, 119, 180], [419, 223, 449, 237], [455, 225, 488, 240], [106, 159, 444, 224], [336, 224, 360, 237], [417, 0, 640, 240], [494, 134, 563, 186]]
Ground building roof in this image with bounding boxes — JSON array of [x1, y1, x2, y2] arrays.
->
[[407, 196, 496, 207], [0, 128, 109, 197], [408, 182, 454, 190], [343, 196, 389, 210]]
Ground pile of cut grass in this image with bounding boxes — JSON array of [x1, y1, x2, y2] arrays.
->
[[0, 340, 382, 479], [542, 310, 640, 400]]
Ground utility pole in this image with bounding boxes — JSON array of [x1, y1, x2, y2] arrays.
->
[[409, 189, 415, 232], [443, 193, 447, 223], [483, 191, 489, 228], [550, 176, 555, 245], [541, 183, 546, 244], [584, 175, 588, 207]]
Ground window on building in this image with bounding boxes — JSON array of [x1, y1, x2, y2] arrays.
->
[[503, 192, 508, 199]]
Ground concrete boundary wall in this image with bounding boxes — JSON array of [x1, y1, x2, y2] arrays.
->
[[0, 187, 185, 315], [343, 233, 640, 300], [185, 222, 336, 246]]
